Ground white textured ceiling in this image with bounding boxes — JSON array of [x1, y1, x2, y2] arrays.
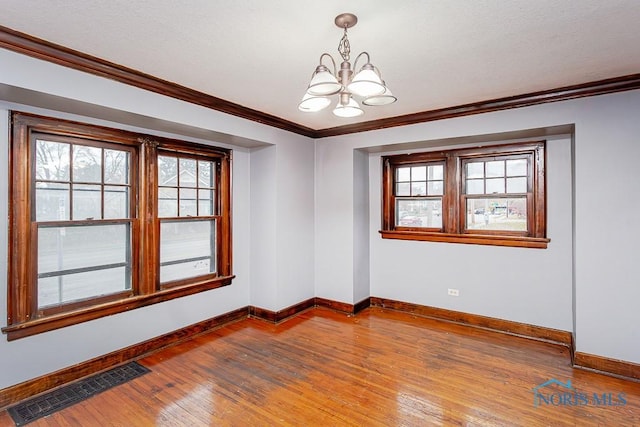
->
[[1, 0, 640, 131]]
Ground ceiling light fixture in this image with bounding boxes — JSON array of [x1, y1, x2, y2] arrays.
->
[[299, 13, 397, 117]]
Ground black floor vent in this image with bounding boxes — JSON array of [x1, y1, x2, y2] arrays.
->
[[8, 361, 150, 426]]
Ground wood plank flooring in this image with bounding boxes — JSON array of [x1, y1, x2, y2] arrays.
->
[[1, 307, 639, 426]]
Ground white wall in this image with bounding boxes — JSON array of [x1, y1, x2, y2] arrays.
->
[[0, 48, 315, 389], [250, 140, 316, 311], [368, 136, 573, 331], [316, 90, 640, 365], [572, 95, 640, 362]]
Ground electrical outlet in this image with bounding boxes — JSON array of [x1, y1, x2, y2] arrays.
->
[[448, 288, 460, 297]]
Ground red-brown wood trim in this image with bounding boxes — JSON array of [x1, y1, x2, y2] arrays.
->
[[353, 297, 371, 314], [251, 297, 372, 323], [574, 352, 640, 382], [314, 297, 371, 314], [314, 297, 355, 314], [2, 26, 640, 139], [1, 276, 235, 340], [379, 230, 550, 248], [0, 25, 316, 138], [0, 306, 249, 410], [249, 298, 316, 323], [370, 297, 572, 346], [314, 73, 640, 138]]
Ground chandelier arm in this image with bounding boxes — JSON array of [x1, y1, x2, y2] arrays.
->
[[318, 53, 338, 77], [373, 65, 385, 81], [352, 52, 371, 73]]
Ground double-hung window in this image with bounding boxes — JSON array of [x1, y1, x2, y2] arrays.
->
[[381, 142, 548, 248], [4, 112, 233, 340]]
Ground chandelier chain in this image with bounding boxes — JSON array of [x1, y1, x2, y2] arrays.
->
[[338, 27, 351, 62]]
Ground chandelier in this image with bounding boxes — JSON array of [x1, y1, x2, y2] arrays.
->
[[299, 13, 397, 118]]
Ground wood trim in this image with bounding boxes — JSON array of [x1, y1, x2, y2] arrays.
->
[[249, 298, 316, 323], [315, 297, 372, 314], [251, 297, 372, 322], [370, 297, 572, 346], [574, 352, 640, 382], [379, 230, 550, 248], [314, 73, 640, 138], [0, 306, 249, 410], [0, 25, 316, 138], [2, 276, 235, 340], [314, 297, 356, 314], [353, 297, 372, 314], [2, 26, 640, 139]]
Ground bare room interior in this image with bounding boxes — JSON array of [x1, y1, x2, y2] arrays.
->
[[0, 1, 639, 425]]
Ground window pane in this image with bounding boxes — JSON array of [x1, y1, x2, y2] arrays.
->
[[466, 198, 527, 231], [38, 267, 128, 308], [466, 179, 484, 195], [104, 186, 129, 219], [161, 261, 213, 284], [486, 178, 505, 194], [486, 161, 504, 178], [411, 166, 426, 181], [428, 181, 444, 196], [180, 188, 197, 217], [507, 159, 527, 176], [160, 220, 216, 283], [198, 161, 214, 187], [396, 167, 410, 182], [159, 188, 178, 217], [198, 189, 214, 216], [396, 199, 442, 228], [411, 182, 427, 196], [36, 140, 69, 181], [396, 183, 410, 196], [36, 182, 70, 221], [428, 165, 443, 180], [466, 162, 484, 179], [37, 223, 130, 308], [104, 149, 129, 184], [38, 224, 129, 272], [73, 184, 101, 220], [72, 145, 102, 183], [158, 156, 178, 186], [506, 177, 527, 193], [179, 158, 197, 187]]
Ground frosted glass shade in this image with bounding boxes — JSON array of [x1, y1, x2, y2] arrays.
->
[[363, 86, 397, 106], [307, 67, 342, 96], [333, 97, 364, 118], [347, 67, 385, 97], [298, 93, 331, 112]]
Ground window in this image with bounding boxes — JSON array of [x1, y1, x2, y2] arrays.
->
[[381, 142, 548, 248], [157, 153, 218, 285], [4, 112, 233, 340]]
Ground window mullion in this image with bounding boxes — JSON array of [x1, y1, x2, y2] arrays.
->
[[138, 137, 159, 295], [445, 154, 459, 234], [218, 155, 232, 277]]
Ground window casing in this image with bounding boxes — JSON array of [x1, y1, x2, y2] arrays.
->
[[4, 112, 233, 340], [381, 142, 548, 248]]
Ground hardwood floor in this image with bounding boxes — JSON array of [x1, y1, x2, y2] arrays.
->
[[1, 307, 638, 426]]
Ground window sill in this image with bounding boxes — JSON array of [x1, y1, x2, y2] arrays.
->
[[379, 230, 549, 249], [2, 275, 235, 341]]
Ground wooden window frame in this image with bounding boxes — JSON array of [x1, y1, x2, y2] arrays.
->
[[380, 142, 549, 249], [3, 112, 234, 340]]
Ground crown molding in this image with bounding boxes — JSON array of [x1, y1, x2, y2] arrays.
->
[[0, 25, 317, 138], [2, 25, 640, 139], [314, 73, 640, 138]]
